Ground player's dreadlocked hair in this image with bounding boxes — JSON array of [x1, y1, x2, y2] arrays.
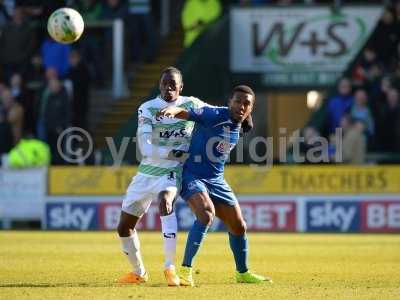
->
[[160, 66, 183, 82], [231, 85, 256, 102]]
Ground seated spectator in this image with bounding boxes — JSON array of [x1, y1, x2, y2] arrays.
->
[[72, 0, 104, 84], [340, 115, 366, 165], [41, 37, 71, 78], [102, 0, 127, 20], [0, 7, 35, 79], [0, 105, 13, 156], [68, 49, 90, 129], [0, 87, 24, 145], [127, 0, 157, 62], [370, 8, 398, 68], [353, 47, 378, 85], [350, 89, 374, 136], [0, 1, 10, 28], [37, 76, 70, 164], [73, 0, 103, 22], [182, 0, 222, 48], [9, 72, 36, 135], [327, 77, 354, 134], [376, 88, 400, 152], [298, 126, 325, 163], [24, 53, 46, 91]]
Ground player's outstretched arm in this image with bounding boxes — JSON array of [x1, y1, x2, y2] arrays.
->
[[157, 107, 190, 120]]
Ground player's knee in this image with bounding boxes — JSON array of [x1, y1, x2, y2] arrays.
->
[[159, 197, 173, 216], [117, 221, 131, 237], [117, 217, 136, 237], [231, 220, 247, 236], [199, 209, 215, 227], [158, 191, 174, 216]]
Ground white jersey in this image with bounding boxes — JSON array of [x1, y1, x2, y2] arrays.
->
[[137, 95, 205, 176]]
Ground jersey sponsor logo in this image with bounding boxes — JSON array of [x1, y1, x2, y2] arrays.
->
[[193, 108, 203, 115], [159, 129, 188, 139], [215, 141, 236, 154]]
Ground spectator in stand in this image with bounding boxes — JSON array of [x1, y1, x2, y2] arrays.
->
[[68, 49, 90, 130], [0, 97, 13, 155], [377, 88, 400, 152], [0, 7, 35, 80], [352, 48, 380, 85], [182, 0, 222, 48], [370, 8, 399, 68], [340, 115, 366, 164], [102, 0, 127, 20], [37, 76, 70, 164], [9, 72, 35, 135], [24, 52, 46, 93], [73, 0, 103, 21], [72, 0, 104, 85], [0, 87, 24, 145], [101, 0, 127, 70], [40, 37, 71, 79], [0, 1, 10, 28], [327, 77, 354, 134], [298, 126, 324, 163], [350, 89, 374, 137], [127, 0, 157, 63]]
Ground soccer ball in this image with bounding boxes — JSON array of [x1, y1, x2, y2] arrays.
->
[[47, 8, 84, 44]]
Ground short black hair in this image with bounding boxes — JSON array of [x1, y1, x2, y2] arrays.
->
[[231, 85, 255, 102], [160, 66, 183, 82]]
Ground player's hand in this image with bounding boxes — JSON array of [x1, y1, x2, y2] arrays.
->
[[167, 149, 189, 162], [156, 107, 175, 119]]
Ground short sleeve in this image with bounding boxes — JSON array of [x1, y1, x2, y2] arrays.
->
[[137, 104, 152, 133], [188, 106, 225, 126]]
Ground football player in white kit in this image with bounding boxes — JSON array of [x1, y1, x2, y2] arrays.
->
[[116, 67, 206, 286]]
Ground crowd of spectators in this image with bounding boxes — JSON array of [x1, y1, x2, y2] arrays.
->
[[302, 4, 400, 164], [0, 0, 161, 164]]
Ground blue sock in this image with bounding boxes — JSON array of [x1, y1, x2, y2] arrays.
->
[[229, 232, 249, 273], [182, 220, 209, 267]]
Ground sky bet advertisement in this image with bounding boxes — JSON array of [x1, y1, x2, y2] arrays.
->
[[44, 197, 400, 233], [44, 198, 297, 232]]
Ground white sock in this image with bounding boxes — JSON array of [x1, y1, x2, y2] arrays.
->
[[161, 212, 178, 269], [120, 230, 146, 276]]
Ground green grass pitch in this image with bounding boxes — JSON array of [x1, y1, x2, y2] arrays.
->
[[1, 232, 399, 299]]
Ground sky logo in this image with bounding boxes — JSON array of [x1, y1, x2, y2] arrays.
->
[[306, 201, 360, 232], [46, 203, 98, 230]]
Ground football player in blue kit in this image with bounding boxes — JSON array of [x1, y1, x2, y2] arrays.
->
[[157, 85, 272, 286]]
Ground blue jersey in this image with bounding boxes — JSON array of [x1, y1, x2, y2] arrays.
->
[[183, 106, 241, 178]]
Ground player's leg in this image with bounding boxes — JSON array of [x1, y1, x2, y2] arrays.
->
[[116, 175, 153, 283], [158, 186, 179, 286], [209, 179, 272, 284], [182, 191, 215, 269], [214, 202, 248, 272], [214, 201, 272, 283], [117, 211, 147, 283]]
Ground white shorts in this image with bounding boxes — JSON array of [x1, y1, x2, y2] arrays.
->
[[121, 173, 178, 217]]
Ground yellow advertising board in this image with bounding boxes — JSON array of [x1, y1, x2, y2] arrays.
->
[[49, 165, 400, 195]]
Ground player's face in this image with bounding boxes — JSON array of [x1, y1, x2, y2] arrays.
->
[[159, 72, 183, 102], [229, 91, 254, 123]]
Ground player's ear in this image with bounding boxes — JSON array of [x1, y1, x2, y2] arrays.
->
[[179, 82, 184, 93]]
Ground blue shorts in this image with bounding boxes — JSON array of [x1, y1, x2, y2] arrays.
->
[[180, 171, 238, 206]]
